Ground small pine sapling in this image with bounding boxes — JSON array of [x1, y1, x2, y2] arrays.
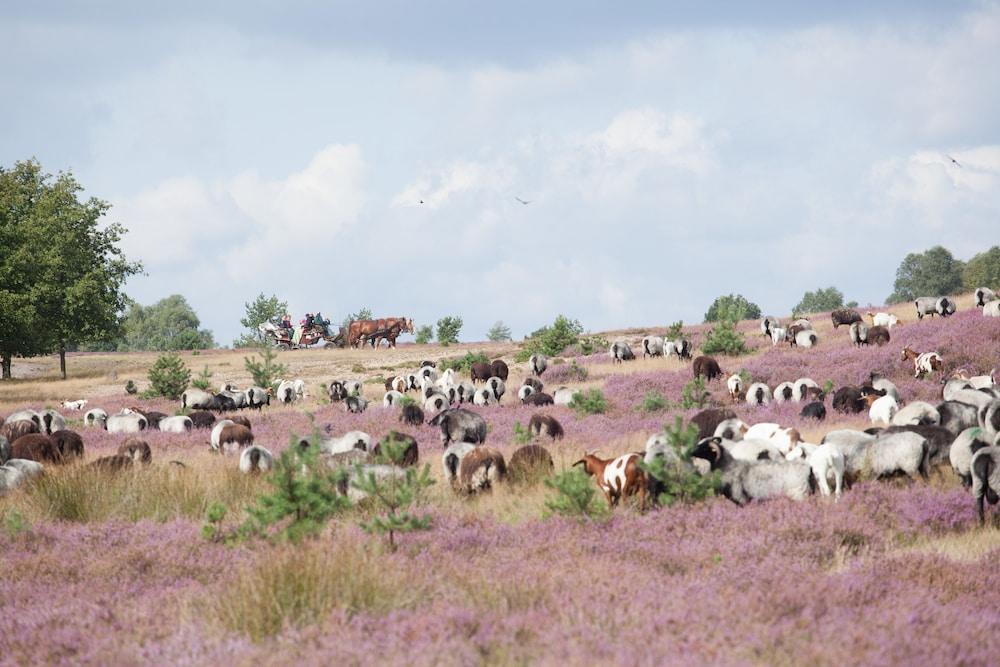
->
[[544, 467, 610, 521]]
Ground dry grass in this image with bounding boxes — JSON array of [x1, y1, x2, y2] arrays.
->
[[900, 526, 1000, 562]]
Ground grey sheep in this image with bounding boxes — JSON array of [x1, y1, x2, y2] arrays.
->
[[971, 446, 1000, 524], [441, 442, 476, 485], [529, 354, 548, 377], [950, 427, 996, 487], [891, 401, 940, 427], [863, 431, 930, 481], [428, 408, 488, 446], [937, 400, 980, 436], [691, 438, 813, 505]]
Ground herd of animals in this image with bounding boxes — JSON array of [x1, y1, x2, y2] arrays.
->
[[3, 287, 1000, 522]]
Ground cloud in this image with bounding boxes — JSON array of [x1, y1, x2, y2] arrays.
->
[[391, 159, 514, 210]]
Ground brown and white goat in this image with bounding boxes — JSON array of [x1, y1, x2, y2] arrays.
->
[[901, 346, 943, 379], [574, 452, 646, 509]]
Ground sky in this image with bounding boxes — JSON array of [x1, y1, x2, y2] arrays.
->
[[3, 1, 1000, 345]]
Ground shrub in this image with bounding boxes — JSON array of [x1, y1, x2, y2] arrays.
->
[[793, 286, 845, 316], [666, 320, 684, 339], [640, 417, 720, 507], [578, 334, 609, 356], [544, 467, 609, 521], [435, 316, 463, 346], [414, 325, 434, 345], [700, 318, 748, 356], [519, 315, 585, 360], [244, 346, 288, 390], [680, 376, 710, 409], [147, 352, 191, 399], [486, 321, 512, 342], [568, 389, 608, 415], [704, 294, 761, 323], [191, 365, 213, 391], [641, 390, 668, 413], [439, 351, 490, 373]]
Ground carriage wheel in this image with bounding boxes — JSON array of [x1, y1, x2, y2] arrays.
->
[[278, 342, 291, 351]]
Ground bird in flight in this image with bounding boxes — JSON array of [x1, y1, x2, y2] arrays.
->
[[946, 155, 962, 168], [515, 197, 531, 205], [419, 199, 425, 204]]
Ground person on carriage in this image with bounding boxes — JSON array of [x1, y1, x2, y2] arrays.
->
[[280, 313, 293, 330], [305, 313, 315, 329]]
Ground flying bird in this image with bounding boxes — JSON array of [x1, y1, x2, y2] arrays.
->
[[419, 199, 425, 204], [515, 197, 531, 205], [946, 154, 962, 168]]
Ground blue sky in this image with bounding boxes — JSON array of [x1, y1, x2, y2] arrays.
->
[[3, 1, 999, 344]]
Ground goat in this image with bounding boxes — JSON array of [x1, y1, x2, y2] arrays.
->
[[574, 452, 646, 509], [901, 346, 942, 378], [866, 311, 900, 328]]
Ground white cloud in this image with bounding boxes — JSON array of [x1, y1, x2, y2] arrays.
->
[[391, 159, 514, 210]]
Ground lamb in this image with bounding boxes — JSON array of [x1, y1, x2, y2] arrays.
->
[[610, 340, 635, 363], [517, 385, 536, 402], [372, 432, 419, 466], [11, 434, 61, 464], [346, 395, 369, 414], [692, 356, 723, 381], [118, 438, 152, 464], [772, 382, 795, 403], [240, 446, 274, 474], [891, 401, 941, 426], [428, 408, 487, 446], [158, 415, 193, 433], [785, 443, 845, 498], [84, 408, 108, 428], [552, 387, 575, 405], [181, 388, 215, 410], [490, 360, 509, 381], [726, 375, 744, 402], [831, 309, 863, 329], [691, 438, 813, 504], [800, 401, 827, 421], [383, 390, 405, 407], [522, 392, 554, 406], [529, 354, 548, 377], [976, 287, 997, 308], [866, 394, 899, 425], [914, 296, 940, 319], [971, 446, 1000, 524], [849, 321, 869, 347], [486, 377, 506, 402], [528, 414, 564, 440], [745, 383, 771, 406], [865, 431, 930, 481], [642, 336, 664, 358], [866, 311, 900, 329], [61, 399, 87, 411], [508, 445, 554, 482], [399, 404, 424, 427], [441, 442, 476, 486], [106, 412, 148, 434], [574, 452, 646, 508], [50, 430, 84, 460], [470, 362, 493, 383]]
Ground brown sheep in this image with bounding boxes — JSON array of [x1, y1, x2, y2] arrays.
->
[[690, 408, 738, 439], [89, 455, 134, 472], [188, 411, 216, 429], [490, 359, 509, 381], [868, 325, 891, 347], [523, 377, 544, 392], [522, 392, 554, 406], [118, 438, 152, 464], [230, 415, 252, 429], [218, 424, 254, 453], [692, 356, 723, 381], [50, 430, 85, 460], [508, 445, 554, 483], [2, 419, 40, 443], [830, 309, 863, 329], [11, 434, 61, 464], [399, 404, 425, 426], [458, 446, 507, 493], [373, 431, 419, 466], [470, 362, 492, 384], [528, 413, 564, 440]]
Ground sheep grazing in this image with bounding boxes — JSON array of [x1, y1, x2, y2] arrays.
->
[[181, 388, 215, 410], [528, 413, 564, 440], [901, 346, 943, 378], [971, 446, 1000, 524], [914, 297, 939, 319], [574, 452, 646, 509], [346, 395, 369, 414], [690, 438, 812, 505], [866, 394, 899, 425], [642, 336, 664, 358], [458, 446, 507, 494], [11, 434, 61, 464], [39, 410, 65, 435], [470, 361, 493, 384], [793, 378, 821, 402], [329, 380, 348, 402], [428, 408, 487, 446], [867, 311, 900, 329], [486, 377, 506, 402], [508, 445, 554, 482], [472, 389, 494, 406], [373, 431, 419, 467], [772, 382, 795, 403], [610, 340, 635, 364], [692, 356, 723, 381], [60, 399, 87, 411], [517, 385, 536, 402], [935, 297, 956, 317], [831, 308, 863, 329], [523, 377, 544, 393], [240, 445, 274, 474], [441, 442, 476, 486], [230, 415, 252, 429], [866, 326, 891, 346], [188, 411, 216, 429], [84, 408, 108, 428], [793, 329, 819, 348], [50, 430, 84, 460], [785, 443, 844, 498], [418, 366, 439, 383], [672, 339, 693, 360], [745, 383, 771, 406], [2, 418, 40, 443], [937, 400, 980, 436], [1, 457, 44, 495], [529, 354, 548, 377], [158, 415, 193, 433], [246, 387, 270, 409], [425, 393, 450, 412], [892, 401, 940, 427], [832, 386, 866, 414], [384, 376, 406, 393], [726, 375, 744, 402], [760, 316, 781, 339], [867, 374, 899, 401], [950, 427, 994, 487], [883, 425, 954, 466], [455, 382, 475, 404], [553, 387, 575, 405], [800, 402, 827, 421], [984, 301, 1000, 318], [690, 408, 738, 439], [976, 287, 997, 308], [867, 431, 930, 481], [106, 412, 149, 434], [383, 390, 405, 407], [399, 404, 425, 426], [317, 430, 372, 456], [849, 321, 869, 347], [523, 392, 554, 406], [490, 360, 509, 381], [218, 424, 254, 455], [275, 380, 297, 404], [713, 418, 748, 441], [89, 455, 134, 472], [118, 438, 152, 464]]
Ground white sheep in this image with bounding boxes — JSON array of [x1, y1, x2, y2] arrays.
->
[[745, 383, 771, 406], [486, 377, 506, 402], [553, 387, 575, 406], [891, 401, 940, 426], [786, 443, 844, 498], [770, 327, 787, 346], [983, 300, 1000, 318], [794, 329, 818, 348], [158, 415, 193, 433], [84, 408, 108, 428], [106, 412, 148, 434], [692, 439, 813, 504], [441, 442, 477, 485], [239, 445, 274, 474], [713, 418, 748, 441], [318, 430, 372, 455], [275, 380, 297, 404], [868, 395, 899, 425], [472, 388, 493, 406], [517, 385, 536, 402], [424, 393, 450, 412], [210, 420, 235, 452], [60, 399, 87, 411], [383, 390, 405, 407], [866, 431, 930, 481], [726, 375, 744, 402], [772, 382, 795, 403], [642, 336, 664, 358], [976, 287, 997, 308], [793, 378, 820, 402]]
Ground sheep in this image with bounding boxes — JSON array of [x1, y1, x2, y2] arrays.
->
[[217, 424, 253, 454], [344, 379, 365, 396], [529, 354, 548, 377], [425, 393, 450, 412], [914, 297, 939, 319], [210, 420, 234, 451], [181, 388, 215, 410], [128, 408, 166, 429], [188, 411, 216, 429], [418, 366, 439, 383], [900, 346, 942, 378], [950, 427, 994, 487], [832, 386, 866, 414], [831, 309, 863, 329], [865, 431, 930, 481], [275, 380, 297, 404], [50, 430, 84, 460], [642, 336, 664, 358], [11, 434, 61, 464], [574, 452, 646, 509], [713, 418, 748, 441], [523, 391, 554, 406], [106, 412, 148, 434], [690, 408, 738, 439], [610, 340, 635, 364], [976, 287, 997, 308], [792, 378, 821, 402], [219, 389, 248, 409], [867, 394, 899, 425], [399, 403, 424, 427], [329, 380, 348, 402], [84, 408, 108, 428], [692, 356, 723, 381], [118, 438, 152, 464], [1, 459, 44, 495], [761, 316, 781, 339], [981, 399, 1000, 438], [230, 415, 252, 430], [891, 401, 941, 426], [726, 375, 744, 402], [691, 439, 812, 504], [383, 390, 405, 407], [385, 376, 407, 393], [490, 360, 509, 381], [642, 434, 691, 502], [882, 425, 954, 467], [528, 413, 564, 440], [89, 455, 135, 472], [671, 339, 693, 360], [508, 445, 554, 482], [239, 445, 274, 474], [937, 400, 981, 436], [868, 374, 899, 401], [404, 373, 421, 392], [317, 430, 372, 456], [866, 311, 900, 329], [0, 436, 9, 464], [372, 432, 419, 466], [346, 395, 369, 414], [849, 321, 869, 347], [428, 408, 487, 447], [6, 409, 40, 425], [60, 399, 87, 411], [971, 446, 1000, 524], [745, 383, 771, 406], [292, 379, 307, 400], [470, 362, 492, 383], [800, 402, 827, 420], [786, 443, 845, 498], [772, 382, 795, 403], [523, 377, 544, 393], [552, 387, 575, 405], [441, 442, 477, 486], [486, 377, 506, 402], [454, 381, 476, 404], [984, 300, 1000, 318], [768, 326, 787, 347], [456, 446, 507, 494], [472, 388, 493, 406], [722, 437, 785, 463], [1, 418, 40, 442], [158, 415, 193, 433], [821, 431, 876, 483], [935, 297, 956, 317], [948, 387, 993, 412], [865, 326, 890, 347], [793, 329, 819, 348], [39, 410, 65, 435], [959, 370, 996, 390]]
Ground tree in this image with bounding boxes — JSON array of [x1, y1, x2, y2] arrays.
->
[[120, 295, 215, 351], [517, 315, 584, 360], [244, 347, 288, 389], [342, 306, 373, 329], [414, 325, 434, 345], [962, 246, 1000, 290], [486, 321, 512, 342], [700, 319, 747, 356], [234, 293, 287, 348], [704, 294, 761, 323], [435, 316, 463, 346], [793, 286, 844, 315], [886, 246, 964, 304], [146, 353, 191, 399]]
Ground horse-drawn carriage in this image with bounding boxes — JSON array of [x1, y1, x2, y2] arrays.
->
[[258, 320, 346, 350]]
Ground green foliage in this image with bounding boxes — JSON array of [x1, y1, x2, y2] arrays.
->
[[578, 333, 609, 356], [244, 346, 288, 390], [886, 245, 964, 303], [3, 508, 29, 537], [242, 437, 352, 543], [202, 502, 228, 542], [680, 376, 710, 409], [234, 293, 288, 348], [666, 320, 684, 339], [397, 394, 416, 408], [435, 316, 463, 346], [147, 352, 191, 399], [963, 246, 1000, 290], [414, 325, 434, 345], [704, 294, 761, 323], [438, 351, 490, 373], [521, 315, 584, 359], [120, 295, 216, 352], [700, 318, 748, 356], [846, 300, 859, 309], [351, 364, 366, 374], [639, 417, 720, 507], [641, 390, 668, 413], [191, 365, 213, 391], [486, 321, 512, 342], [353, 436, 435, 551], [793, 286, 845, 315], [512, 421, 533, 445], [822, 379, 835, 395], [568, 389, 609, 415], [544, 467, 610, 521]]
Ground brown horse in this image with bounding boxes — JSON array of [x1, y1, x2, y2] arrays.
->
[[348, 318, 414, 348]]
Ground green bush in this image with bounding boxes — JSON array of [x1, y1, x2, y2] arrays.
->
[[640, 417, 720, 507], [544, 467, 610, 521], [704, 294, 761, 323], [439, 352, 490, 373], [191, 365, 213, 391], [568, 389, 608, 415], [435, 316, 463, 346], [244, 346, 288, 389], [512, 422, 533, 445], [414, 325, 434, 345], [666, 320, 684, 339], [520, 315, 584, 359], [147, 352, 191, 399], [700, 318, 748, 356], [641, 390, 668, 413], [578, 334, 609, 356], [680, 376, 710, 409]]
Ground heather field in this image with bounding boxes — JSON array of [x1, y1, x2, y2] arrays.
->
[[3, 296, 1000, 666]]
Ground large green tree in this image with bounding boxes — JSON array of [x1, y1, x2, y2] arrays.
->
[[120, 295, 215, 352], [234, 292, 288, 348], [886, 246, 964, 304], [962, 246, 1000, 290], [704, 294, 761, 323], [793, 286, 845, 315]]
